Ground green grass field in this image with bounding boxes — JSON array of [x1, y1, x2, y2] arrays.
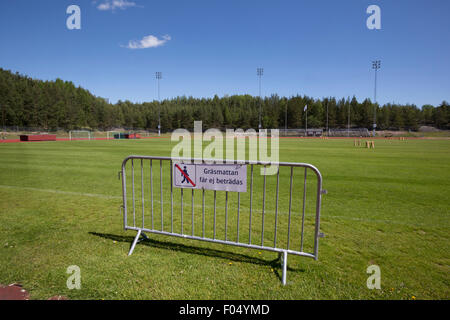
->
[[0, 137, 449, 299]]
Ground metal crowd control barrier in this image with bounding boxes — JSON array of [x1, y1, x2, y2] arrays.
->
[[119, 156, 326, 285]]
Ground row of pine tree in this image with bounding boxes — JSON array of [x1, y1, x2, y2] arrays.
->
[[0, 68, 448, 131]]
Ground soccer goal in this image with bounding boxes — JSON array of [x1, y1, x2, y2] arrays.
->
[[69, 130, 93, 141], [107, 131, 121, 140]]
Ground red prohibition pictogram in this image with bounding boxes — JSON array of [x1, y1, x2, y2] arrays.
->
[[175, 164, 196, 187]]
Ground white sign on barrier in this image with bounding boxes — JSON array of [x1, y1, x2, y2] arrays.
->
[[173, 163, 247, 192]]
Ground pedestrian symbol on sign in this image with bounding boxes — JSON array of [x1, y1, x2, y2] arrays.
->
[[174, 163, 196, 188], [181, 166, 189, 183]]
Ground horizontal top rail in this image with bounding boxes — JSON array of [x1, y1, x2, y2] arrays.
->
[[122, 155, 323, 180]]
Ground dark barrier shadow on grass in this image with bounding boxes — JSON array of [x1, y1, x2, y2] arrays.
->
[[89, 232, 305, 281]]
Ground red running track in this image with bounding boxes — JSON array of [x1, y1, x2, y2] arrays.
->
[[0, 136, 169, 144], [1, 136, 434, 144]]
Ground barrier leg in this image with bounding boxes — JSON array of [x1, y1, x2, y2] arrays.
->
[[281, 251, 288, 286], [128, 229, 142, 256]]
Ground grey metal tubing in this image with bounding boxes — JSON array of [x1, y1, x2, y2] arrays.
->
[[225, 191, 228, 241], [287, 166, 293, 249], [170, 160, 173, 233], [181, 188, 184, 234], [300, 167, 307, 252], [128, 229, 142, 256], [125, 226, 316, 259], [249, 164, 253, 244], [191, 188, 194, 236], [213, 190, 217, 239], [237, 192, 240, 243], [281, 251, 287, 285], [261, 166, 266, 247], [141, 159, 144, 228], [160, 160, 163, 231], [121, 155, 323, 247], [150, 159, 154, 229], [123, 155, 323, 172], [120, 155, 325, 283], [121, 160, 128, 231], [313, 167, 323, 260], [132, 159, 135, 227], [274, 166, 280, 248], [202, 189, 205, 238]]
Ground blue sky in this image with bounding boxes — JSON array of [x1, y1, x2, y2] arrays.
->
[[0, 0, 449, 107]]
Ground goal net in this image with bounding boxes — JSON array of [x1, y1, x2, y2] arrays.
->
[[69, 130, 93, 140]]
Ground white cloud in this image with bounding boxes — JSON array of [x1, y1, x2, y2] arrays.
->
[[125, 35, 171, 49], [96, 0, 137, 11]]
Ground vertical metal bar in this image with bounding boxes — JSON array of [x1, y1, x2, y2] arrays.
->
[[249, 164, 254, 244], [213, 190, 217, 239], [181, 188, 184, 234], [160, 160, 163, 231], [191, 188, 194, 236], [141, 159, 144, 229], [287, 166, 293, 250], [273, 166, 280, 247], [314, 171, 323, 260], [170, 160, 173, 233], [202, 189, 205, 238], [225, 191, 228, 241], [300, 167, 307, 252], [237, 192, 240, 243], [281, 250, 287, 286], [261, 166, 266, 247], [132, 159, 135, 227], [121, 160, 128, 230], [150, 159, 154, 229]]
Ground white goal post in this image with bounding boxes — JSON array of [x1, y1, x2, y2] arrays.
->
[[69, 130, 93, 140]]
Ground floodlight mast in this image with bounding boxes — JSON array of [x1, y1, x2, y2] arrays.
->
[[326, 99, 329, 136], [156, 72, 162, 136], [347, 102, 350, 137], [257, 68, 263, 130], [285, 101, 288, 135], [372, 60, 381, 137]]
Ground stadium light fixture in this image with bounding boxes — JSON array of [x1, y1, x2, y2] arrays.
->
[[156, 72, 162, 136], [257, 68, 263, 130], [372, 60, 381, 137]]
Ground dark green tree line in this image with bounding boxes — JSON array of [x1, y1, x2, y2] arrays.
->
[[0, 68, 448, 131]]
